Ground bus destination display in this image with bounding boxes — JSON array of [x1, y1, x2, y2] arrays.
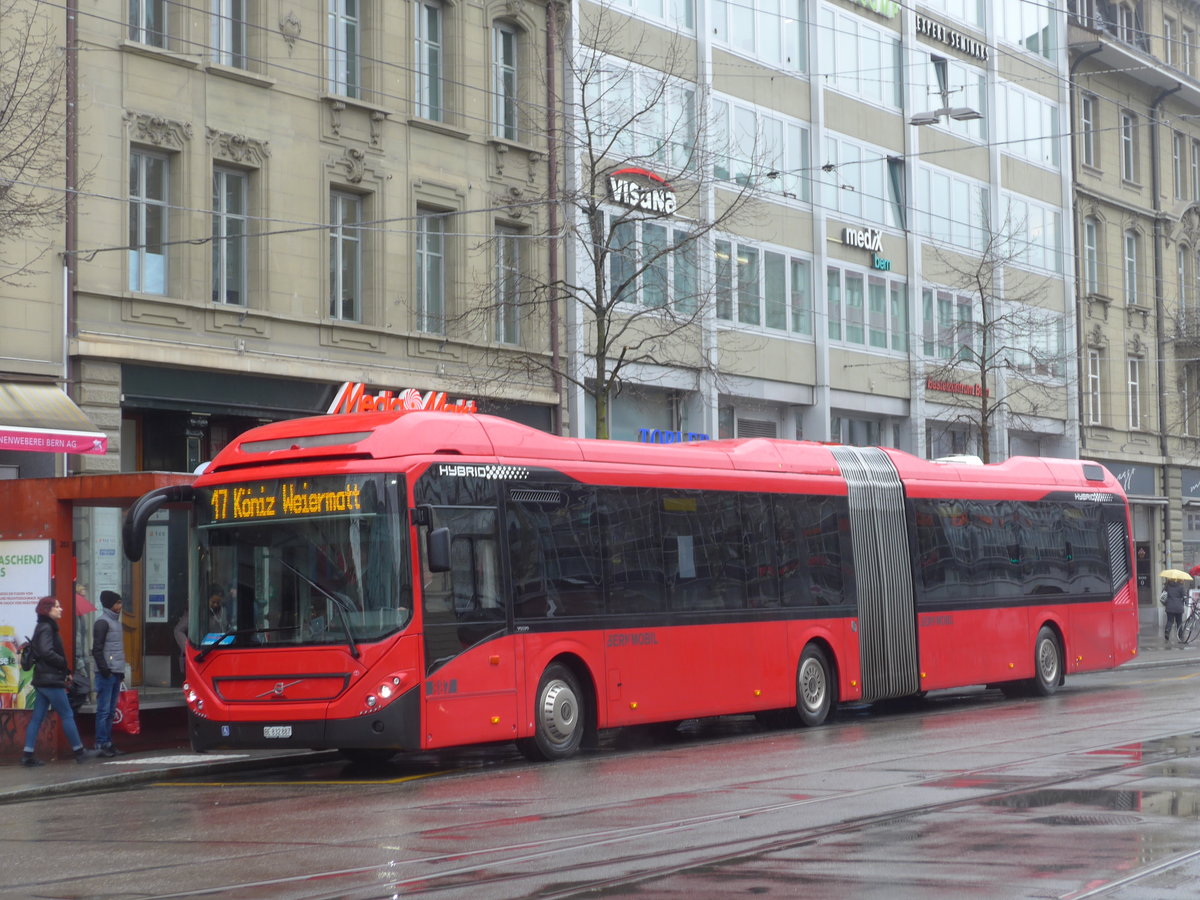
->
[[203, 478, 369, 524]]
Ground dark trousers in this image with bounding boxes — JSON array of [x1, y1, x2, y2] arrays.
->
[[1166, 611, 1184, 640]]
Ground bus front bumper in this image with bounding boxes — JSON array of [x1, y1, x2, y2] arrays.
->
[[188, 683, 421, 752]]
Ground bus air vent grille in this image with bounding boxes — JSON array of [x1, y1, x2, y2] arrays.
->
[[511, 489, 563, 506]]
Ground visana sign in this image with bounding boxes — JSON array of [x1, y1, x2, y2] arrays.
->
[[607, 167, 677, 215]]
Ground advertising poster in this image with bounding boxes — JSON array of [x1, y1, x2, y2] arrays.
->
[[144, 521, 169, 623], [0, 539, 52, 710]]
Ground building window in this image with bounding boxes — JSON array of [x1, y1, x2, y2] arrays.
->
[[1124, 230, 1139, 305], [1117, 4, 1136, 44], [415, 1, 443, 121], [1003, 194, 1063, 273], [212, 0, 247, 68], [1180, 246, 1190, 309], [1083, 217, 1099, 294], [327, 0, 360, 98], [611, 216, 705, 316], [714, 0, 806, 72], [1185, 28, 1195, 75], [1121, 111, 1137, 181], [715, 241, 814, 337], [329, 191, 362, 321], [1175, 131, 1187, 199], [1000, 0, 1054, 59], [416, 209, 445, 333], [496, 225, 521, 344], [819, 7, 898, 105], [1166, 17, 1177, 66], [212, 167, 247, 305], [1088, 350, 1102, 425], [129, 149, 169, 294], [493, 25, 518, 140], [999, 83, 1058, 168], [821, 266, 906, 351], [914, 167, 989, 253], [130, 0, 167, 47], [1186, 363, 1200, 436], [1193, 141, 1200, 203], [922, 289, 975, 361], [1080, 93, 1097, 167], [591, 59, 699, 177], [1128, 356, 1142, 429], [713, 98, 809, 201]]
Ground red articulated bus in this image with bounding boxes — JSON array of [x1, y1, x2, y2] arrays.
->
[[123, 405, 1137, 763]]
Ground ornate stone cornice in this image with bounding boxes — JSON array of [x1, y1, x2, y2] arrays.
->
[[206, 128, 271, 166], [125, 112, 192, 149]]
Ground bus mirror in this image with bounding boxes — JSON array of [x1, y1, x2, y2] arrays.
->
[[427, 527, 451, 573], [410, 506, 432, 527], [123, 485, 196, 562]]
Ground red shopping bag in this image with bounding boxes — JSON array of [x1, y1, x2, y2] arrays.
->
[[114, 688, 141, 735]]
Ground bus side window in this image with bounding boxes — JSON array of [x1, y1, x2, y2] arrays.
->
[[741, 494, 778, 607], [600, 487, 665, 615], [662, 491, 747, 611], [775, 495, 846, 607]]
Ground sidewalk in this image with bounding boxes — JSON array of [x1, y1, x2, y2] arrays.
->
[[2, 622, 1196, 804]]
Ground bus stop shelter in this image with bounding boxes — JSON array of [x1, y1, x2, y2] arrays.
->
[[0, 472, 194, 760]]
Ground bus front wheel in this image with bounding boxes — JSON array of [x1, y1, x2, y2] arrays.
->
[[1032, 626, 1062, 696], [796, 644, 834, 727], [517, 663, 585, 762]]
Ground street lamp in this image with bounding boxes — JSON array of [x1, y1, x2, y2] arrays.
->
[[909, 55, 982, 126]]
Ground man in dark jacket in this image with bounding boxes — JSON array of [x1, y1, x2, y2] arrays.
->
[[92, 590, 127, 756], [1165, 579, 1190, 645]]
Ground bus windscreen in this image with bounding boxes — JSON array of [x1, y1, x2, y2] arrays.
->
[[193, 474, 411, 649]]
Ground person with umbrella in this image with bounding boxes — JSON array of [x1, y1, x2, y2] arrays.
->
[[1161, 569, 1193, 646]]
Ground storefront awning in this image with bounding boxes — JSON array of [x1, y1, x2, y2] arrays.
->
[[0, 383, 108, 456]]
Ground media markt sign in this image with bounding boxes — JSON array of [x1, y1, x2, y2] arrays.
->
[[607, 167, 677, 215]]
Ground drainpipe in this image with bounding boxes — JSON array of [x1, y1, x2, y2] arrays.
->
[[1069, 43, 1102, 454], [65, 0, 79, 476], [546, 1, 563, 433], [1150, 81, 1182, 562]]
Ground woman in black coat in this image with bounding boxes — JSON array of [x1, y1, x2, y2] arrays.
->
[[21, 596, 90, 766]]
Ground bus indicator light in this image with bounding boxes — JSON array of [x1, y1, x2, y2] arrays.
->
[[629, 701, 638, 710], [491, 716, 501, 724], [489, 655, 500, 665]]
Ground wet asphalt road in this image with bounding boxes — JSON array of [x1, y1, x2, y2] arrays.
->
[[8, 664, 1200, 899]]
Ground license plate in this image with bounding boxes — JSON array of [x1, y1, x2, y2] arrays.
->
[[263, 726, 292, 739]]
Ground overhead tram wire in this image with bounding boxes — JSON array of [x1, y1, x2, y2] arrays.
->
[[23, 0, 1189, 282]]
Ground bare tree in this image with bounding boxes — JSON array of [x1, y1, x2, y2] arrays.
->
[[459, 5, 776, 439], [0, 0, 68, 285], [916, 212, 1075, 463]]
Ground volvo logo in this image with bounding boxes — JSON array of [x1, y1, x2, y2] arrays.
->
[[256, 679, 302, 699]]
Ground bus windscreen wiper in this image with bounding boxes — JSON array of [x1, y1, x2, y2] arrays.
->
[[280, 560, 361, 659], [194, 625, 300, 662]]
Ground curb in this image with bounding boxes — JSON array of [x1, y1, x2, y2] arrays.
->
[[0, 750, 340, 805]]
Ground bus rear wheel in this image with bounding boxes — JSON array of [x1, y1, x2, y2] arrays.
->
[[517, 663, 585, 762], [796, 644, 834, 727], [1032, 626, 1062, 696]]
